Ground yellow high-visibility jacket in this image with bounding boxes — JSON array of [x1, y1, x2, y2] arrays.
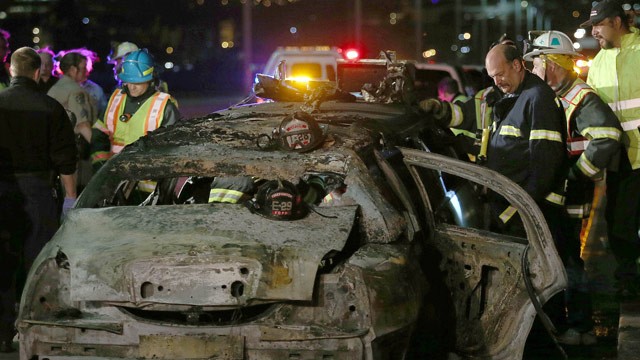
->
[[587, 27, 640, 170]]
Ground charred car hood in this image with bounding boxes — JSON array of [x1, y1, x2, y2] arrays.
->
[[51, 204, 358, 306]]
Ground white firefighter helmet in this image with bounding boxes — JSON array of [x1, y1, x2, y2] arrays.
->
[[523, 30, 582, 61], [107, 41, 139, 64]]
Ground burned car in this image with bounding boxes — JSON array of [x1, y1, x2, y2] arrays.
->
[[17, 54, 566, 360]]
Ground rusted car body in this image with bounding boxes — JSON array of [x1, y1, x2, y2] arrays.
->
[[17, 56, 566, 359]]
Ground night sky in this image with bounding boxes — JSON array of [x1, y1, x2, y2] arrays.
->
[[0, 0, 637, 92]]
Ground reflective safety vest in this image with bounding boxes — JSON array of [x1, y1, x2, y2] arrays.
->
[[587, 27, 640, 170], [102, 90, 171, 154], [560, 79, 593, 157], [447, 88, 495, 140], [449, 93, 471, 137]]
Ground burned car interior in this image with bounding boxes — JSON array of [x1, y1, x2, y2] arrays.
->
[[94, 172, 347, 209], [17, 51, 566, 360]]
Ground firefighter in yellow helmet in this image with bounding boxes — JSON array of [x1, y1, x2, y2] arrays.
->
[[524, 29, 623, 346]]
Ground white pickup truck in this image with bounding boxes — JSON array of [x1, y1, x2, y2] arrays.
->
[[262, 46, 343, 82]]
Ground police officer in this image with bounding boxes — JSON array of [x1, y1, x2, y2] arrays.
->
[[0, 47, 77, 352], [524, 29, 623, 345], [91, 49, 180, 171]]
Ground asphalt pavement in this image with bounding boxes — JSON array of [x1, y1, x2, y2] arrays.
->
[[535, 181, 619, 359], [174, 91, 247, 119]]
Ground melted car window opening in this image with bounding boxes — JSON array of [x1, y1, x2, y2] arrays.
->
[[98, 172, 348, 208]]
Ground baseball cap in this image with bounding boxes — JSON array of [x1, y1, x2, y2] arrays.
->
[[580, 0, 626, 27]]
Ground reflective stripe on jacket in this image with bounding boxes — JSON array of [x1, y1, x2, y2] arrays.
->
[[560, 78, 622, 179], [448, 87, 496, 140], [587, 27, 640, 170]]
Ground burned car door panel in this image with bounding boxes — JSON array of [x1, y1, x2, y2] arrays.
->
[[399, 147, 567, 359]]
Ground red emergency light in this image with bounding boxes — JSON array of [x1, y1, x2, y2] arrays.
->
[[344, 48, 360, 61]]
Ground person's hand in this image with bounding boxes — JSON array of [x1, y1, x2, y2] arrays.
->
[[419, 98, 451, 127], [419, 98, 442, 114], [62, 197, 76, 217]]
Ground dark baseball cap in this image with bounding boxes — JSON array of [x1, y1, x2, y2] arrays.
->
[[580, 0, 626, 27]]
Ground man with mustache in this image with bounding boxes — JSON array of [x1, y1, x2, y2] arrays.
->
[[421, 44, 568, 239], [581, 0, 640, 298]]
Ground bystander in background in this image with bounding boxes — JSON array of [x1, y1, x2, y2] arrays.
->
[[36, 47, 58, 93], [77, 48, 108, 119], [0, 29, 11, 90]]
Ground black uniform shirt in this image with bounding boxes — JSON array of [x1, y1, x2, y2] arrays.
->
[[0, 76, 77, 176]]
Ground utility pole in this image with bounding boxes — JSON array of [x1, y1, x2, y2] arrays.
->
[[415, 0, 423, 60], [355, 0, 362, 47], [481, 0, 488, 61], [242, 1, 253, 92]]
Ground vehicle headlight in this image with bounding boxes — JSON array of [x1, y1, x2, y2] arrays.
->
[[19, 250, 76, 321]]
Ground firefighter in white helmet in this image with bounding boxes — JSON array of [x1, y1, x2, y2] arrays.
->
[[107, 41, 139, 86], [524, 29, 623, 346]]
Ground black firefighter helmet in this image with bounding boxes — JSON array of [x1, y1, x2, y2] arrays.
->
[[273, 111, 325, 153], [245, 179, 307, 220]]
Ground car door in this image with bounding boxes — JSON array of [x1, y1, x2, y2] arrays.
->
[[397, 147, 567, 359]]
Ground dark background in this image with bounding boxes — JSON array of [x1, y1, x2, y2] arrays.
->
[[0, 0, 637, 94]]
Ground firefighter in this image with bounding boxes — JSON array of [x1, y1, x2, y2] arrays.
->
[[524, 29, 623, 346], [580, 0, 640, 298], [437, 76, 468, 104], [106, 41, 138, 88], [209, 176, 255, 204], [420, 44, 567, 238], [90, 49, 180, 171]]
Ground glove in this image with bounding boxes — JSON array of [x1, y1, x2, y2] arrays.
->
[[419, 98, 450, 127], [419, 98, 442, 114], [62, 197, 76, 217]]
